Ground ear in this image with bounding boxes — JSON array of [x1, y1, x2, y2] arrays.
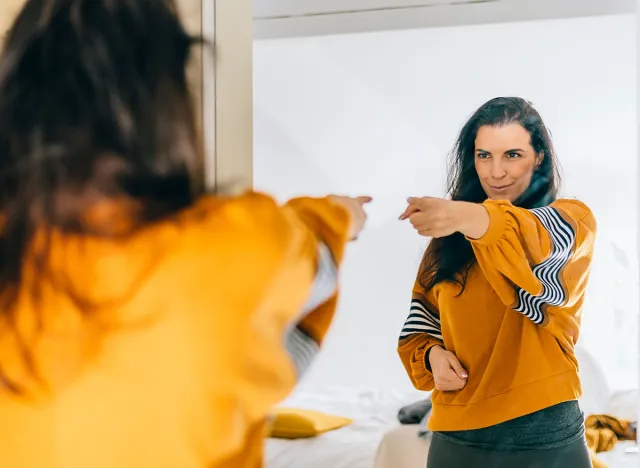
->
[[535, 151, 544, 169]]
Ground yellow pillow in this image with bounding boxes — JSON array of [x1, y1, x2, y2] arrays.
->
[[267, 408, 352, 439]]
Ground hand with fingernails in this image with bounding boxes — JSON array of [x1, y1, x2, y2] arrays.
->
[[428, 345, 469, 392]]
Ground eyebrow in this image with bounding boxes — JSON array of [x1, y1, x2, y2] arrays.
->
[[475, 148, 525, 153]]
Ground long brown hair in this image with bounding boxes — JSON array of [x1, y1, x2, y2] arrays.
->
[[420, 97, 562, 295], [0, 0, 204, 306], [0, 0, 204, 392]]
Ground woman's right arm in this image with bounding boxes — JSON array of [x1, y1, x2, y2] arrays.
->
[[208, 192, 368, 424], [398, 264, 467, 392], [397, 276, 446, 392]]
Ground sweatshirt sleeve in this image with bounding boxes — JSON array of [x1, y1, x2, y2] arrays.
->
[[397, 265, 445, 392], [467, 198, 596, 332], [220, 193, 352, 424], [282, 197, 351, 356]]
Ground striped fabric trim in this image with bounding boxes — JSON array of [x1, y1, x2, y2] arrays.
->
[[301, 242, 338, 316], [285, 326, 320, 376], [399, 298, 442, 341], [285, 242, 337, 377], [513, 206, 576, 324]]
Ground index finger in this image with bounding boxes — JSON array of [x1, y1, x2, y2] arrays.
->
[[399, 204, 420, 221], [356, 196, 373, 205]]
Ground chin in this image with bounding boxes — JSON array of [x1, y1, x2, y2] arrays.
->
[[486, 193, 517, 202]]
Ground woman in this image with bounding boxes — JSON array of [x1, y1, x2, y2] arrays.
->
[[398, 97, 596, 467], [0, 1, 370, 467]]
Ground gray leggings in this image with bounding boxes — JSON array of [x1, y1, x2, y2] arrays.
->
[[427, 432, 592, 468]]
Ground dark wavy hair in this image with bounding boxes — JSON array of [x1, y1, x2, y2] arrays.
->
[[419, 97, 561, 294], [0, 0, 204, 312]]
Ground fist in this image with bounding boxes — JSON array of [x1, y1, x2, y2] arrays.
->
[[399, 197, 461, 238]]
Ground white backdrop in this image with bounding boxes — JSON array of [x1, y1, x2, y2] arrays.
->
[[254, 14, 638, 391]]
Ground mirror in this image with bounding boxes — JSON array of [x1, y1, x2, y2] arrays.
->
[[254, 2, 638, 468]]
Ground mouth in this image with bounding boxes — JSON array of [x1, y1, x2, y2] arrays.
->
[[489, 183, 514, 192]]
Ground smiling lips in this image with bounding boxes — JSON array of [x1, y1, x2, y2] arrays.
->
[[489, 183, 513, 193]]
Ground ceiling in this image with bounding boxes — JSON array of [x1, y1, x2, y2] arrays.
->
[[253, 0, 636, 39]]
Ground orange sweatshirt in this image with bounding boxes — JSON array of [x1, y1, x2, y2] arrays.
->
[[398, 198, 597, 431], [0, 192, 352, 468]]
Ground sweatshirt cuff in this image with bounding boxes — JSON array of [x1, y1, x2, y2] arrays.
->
[[465, 199, 507, 246], [412, 341, 443, 377], [285, 196, 352, 265]]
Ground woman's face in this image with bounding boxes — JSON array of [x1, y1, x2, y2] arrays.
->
[[474, 123, 543, 202]]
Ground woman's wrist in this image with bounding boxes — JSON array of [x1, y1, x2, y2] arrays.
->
[[453, 201, 490, 239], [426, 344, 444, 371]]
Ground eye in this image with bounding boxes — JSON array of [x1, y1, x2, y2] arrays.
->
[[507, 152, 521, 159], [476, 152, 490, 159]]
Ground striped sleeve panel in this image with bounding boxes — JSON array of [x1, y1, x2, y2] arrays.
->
[[513, 206, 576, 325], [399, 294, 442, 342], [285, 242, 337, 377], [285, 326, 320, 376]]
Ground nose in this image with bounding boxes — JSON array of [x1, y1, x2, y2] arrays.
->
[[490, 159, 507, 180]]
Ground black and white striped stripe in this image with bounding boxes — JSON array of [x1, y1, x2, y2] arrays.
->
[[301, 242, 338, 316], [285, 326, 320, 376], [399, 298, 442, 341], [285, 242, 337, 376], [513, 207, 575, 324]]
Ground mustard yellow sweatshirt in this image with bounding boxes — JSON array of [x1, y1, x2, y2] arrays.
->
[[398, 198, 597, 431], [0, 192, 351, 468]]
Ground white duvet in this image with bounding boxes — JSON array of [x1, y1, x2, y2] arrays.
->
[[265, 386, 426, 468]]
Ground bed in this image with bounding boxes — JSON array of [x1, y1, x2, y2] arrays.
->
[[265, 386, 426, 468], [265, 347, 637, 468]]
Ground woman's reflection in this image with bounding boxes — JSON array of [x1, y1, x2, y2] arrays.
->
[[398, 97, 595, 468]]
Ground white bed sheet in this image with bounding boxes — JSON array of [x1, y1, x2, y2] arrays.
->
[[265, 386, 425, 468], [599, 388, 639, 468], [596, 442, 638, 468]]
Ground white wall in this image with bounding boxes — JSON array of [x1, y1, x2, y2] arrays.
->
[[254, 14, 638, 391]]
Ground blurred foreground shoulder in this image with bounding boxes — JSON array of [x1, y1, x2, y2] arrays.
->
[[182, 191, 305, 258]]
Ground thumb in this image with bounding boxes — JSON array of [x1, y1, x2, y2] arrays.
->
[[356, 196, 373, 205], [446, 354, 468, 379]]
